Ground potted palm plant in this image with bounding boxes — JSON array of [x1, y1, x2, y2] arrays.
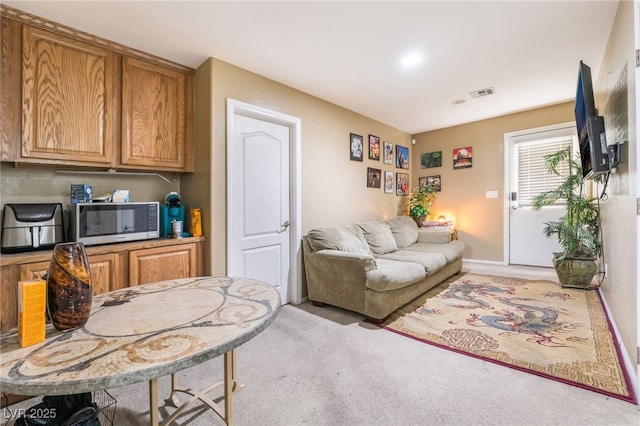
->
[[407, 183, 438, 227], [531, 147, 601, 289]]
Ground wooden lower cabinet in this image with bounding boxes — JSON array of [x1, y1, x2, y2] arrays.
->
[[0, 265, 17, 335], [17, 260, 48, 282], [0, 238, 202, 408], [17, 253, 119, 296], [129, 243, 197, 285], [0, 238, 203, 333], [86, 253, 121, 294]]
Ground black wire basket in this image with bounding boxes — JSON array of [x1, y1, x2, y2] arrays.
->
[[92, 390, 116, 426]]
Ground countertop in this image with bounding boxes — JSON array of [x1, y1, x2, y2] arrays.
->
[[0, 236, 206, 267]]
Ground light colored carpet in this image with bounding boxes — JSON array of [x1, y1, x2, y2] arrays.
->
[[4, 268, 640, 425], [377, 272, 635, 403]]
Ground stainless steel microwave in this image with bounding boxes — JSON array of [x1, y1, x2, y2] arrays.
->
[[69, 202, 159, 246]]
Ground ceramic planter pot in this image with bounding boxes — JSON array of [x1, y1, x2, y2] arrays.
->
[[412, 215, 426, 228], [553, 255, 598, 289]]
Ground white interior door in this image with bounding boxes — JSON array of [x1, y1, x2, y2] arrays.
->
[[227, 101, 299, 304], [506, 123, 577, 267], [634, 0, 640, 377]]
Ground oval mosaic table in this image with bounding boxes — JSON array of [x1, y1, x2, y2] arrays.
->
[[0, 276, 281, 425]]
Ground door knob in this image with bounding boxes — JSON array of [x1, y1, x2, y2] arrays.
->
[[278, 221, 290, 233]]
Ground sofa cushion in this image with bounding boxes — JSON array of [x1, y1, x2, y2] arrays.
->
[[306, 225, 371, 255], [404, 241, 465, 262], [417, 229, 453, 244], [357, 220, 398, 256], [386, 216, 419, 249], [378, 250, 446, 275], [366, 259, 426, 291]]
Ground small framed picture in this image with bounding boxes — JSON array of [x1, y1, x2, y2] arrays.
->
[[396, 145, 409, 169], [383, 141, 394, 165], [421, 151, 442, 168], [384, 171, 394, 193], [420, 175, 442, 191], [369, 134, 380, 160], [396, 173, 409, 196], [453, 146, 472, 169], [350, 133, 363, 161], [367, 167, 382, 188]]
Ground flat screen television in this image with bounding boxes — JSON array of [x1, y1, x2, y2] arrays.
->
[[575, 61, 610, 179]]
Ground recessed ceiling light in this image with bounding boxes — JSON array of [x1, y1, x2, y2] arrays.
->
[[451, 99, 466, 105], [401, 54, 422, 67]]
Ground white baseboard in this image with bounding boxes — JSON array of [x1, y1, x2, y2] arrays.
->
[[462, 258, 508, 265], [597, 288, 640, 404]]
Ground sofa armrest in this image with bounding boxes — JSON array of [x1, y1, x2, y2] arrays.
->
[[417, 229, 453, 244], [306, 249, 377, 279], [303, 248, 376, 313], [311, 249, 376, 263]]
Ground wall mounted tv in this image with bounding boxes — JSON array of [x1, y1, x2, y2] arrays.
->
[[574, 60, 619, 179]]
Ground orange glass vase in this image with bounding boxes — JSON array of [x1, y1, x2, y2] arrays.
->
[[47, 242, 92, 331]]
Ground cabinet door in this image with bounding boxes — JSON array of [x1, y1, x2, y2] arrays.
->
[[18, 260, 49, 282], [128, 243, 196, 286], [18, 254, 118, 296], [87, 254, 119, 294], [0, 265, 18, 333], [121, 57, 187, 170], [21, 26, 116, 165]]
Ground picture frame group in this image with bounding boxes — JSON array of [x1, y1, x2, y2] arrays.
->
[[350, 133, 419, 194], [350, 133, 410, 171]]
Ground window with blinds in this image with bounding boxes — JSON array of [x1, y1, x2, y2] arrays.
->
[[515, 136, 574, 207]]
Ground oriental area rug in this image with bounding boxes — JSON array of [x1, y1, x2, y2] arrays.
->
[[376, 273, 636, 403]]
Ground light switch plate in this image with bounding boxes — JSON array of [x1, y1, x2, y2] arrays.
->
[[486, 190, 499, 199]]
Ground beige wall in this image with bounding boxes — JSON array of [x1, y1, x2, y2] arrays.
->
[[412, 102, 574, 261], [180, 59, 213, 278], [183, 58, 412, 276], [409, 0, 637, 374], [593, 0, 637, 374], [0, 163, 179, 208]]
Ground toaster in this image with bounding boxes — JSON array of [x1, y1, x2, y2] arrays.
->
[[1, 203, 66, 253]]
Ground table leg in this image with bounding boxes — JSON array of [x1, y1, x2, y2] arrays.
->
[[224, 349, 236, 425], [149, 378, 159, 426], [169, 373, 182, 407], [162, 349, 244, 425]]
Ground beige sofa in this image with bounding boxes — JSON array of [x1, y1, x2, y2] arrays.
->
[[302, 216, 465, 321]]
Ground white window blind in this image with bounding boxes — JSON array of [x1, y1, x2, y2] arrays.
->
[[516, 136, 574, 207]]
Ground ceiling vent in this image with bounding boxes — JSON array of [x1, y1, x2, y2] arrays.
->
[[469, 87, 495, 99]]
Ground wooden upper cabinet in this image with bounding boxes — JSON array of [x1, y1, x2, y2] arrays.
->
[[120, 57, 189, 171], [21, 26, 116, 165], [1, 7, 194, 172]]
